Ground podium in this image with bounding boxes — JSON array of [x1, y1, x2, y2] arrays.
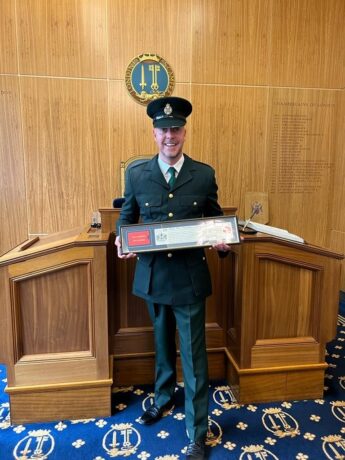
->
[[227, 234, 344, 403], [0, 227, 112, 424]]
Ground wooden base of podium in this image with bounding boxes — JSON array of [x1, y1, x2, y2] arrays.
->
[[225, 349, 327, 403], [6, 379, 112, 425]]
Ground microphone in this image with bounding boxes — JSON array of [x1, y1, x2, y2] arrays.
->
[[239, 204, 261, 234]]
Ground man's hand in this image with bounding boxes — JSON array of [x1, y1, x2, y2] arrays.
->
[[211, 242, 232, 252], [115, 235, 137, 259]]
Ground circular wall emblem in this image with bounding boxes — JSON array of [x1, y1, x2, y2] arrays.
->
[[125, 53, 175, 105]]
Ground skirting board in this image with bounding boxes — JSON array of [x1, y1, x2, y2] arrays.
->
[[6, 379, 112, 425]]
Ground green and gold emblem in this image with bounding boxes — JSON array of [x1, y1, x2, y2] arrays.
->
[[125, 53, 175, 105]]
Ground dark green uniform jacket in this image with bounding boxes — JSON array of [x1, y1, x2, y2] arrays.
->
[[116, 154, 223, 305]]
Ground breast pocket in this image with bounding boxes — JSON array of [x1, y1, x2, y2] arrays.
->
[[137, 195, 162, 220], [179, 195, 206, 218]]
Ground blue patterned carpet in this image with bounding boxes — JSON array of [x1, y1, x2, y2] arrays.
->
[[1, 296, 345, 460]]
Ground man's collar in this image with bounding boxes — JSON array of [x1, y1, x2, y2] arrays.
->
[[158, 154, 185, 174]]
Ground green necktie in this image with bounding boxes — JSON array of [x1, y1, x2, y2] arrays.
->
[[168, 166, 176, 188]]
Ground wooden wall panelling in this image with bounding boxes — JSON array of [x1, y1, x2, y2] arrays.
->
[[109, 81, 191, 199], [191, 0, 271, 85], [191, 85, 268, 214], [192, 0, 345, 88], [108, 0, 192, 81], [329, 91, 345, 287], [0, 0, 17, 74], [330, 91, 345, 234], [20, 76, 111, 235], [270, 0, 345, 89], [16, 0, 107, 78], [266, 88, 337, 246], [109, 80, 157, 200], [0, 76, 28, 255]]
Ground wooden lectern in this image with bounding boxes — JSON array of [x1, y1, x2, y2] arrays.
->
[[227, 234, 343, 403], [0, 227, 112, 424]]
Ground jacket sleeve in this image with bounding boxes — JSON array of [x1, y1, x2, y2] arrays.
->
[[203, 168, 224, 218], [115, 168, 140, 235], [204, 168, 230, 258]]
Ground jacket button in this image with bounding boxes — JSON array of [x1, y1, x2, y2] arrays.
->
[[193, 201, 197, 205], [145, 202, 149, 206], [169, 193, 174, 198], [202, 256, 206, 260], [167, 253, 173, 258], [168, 212, 173, 218]]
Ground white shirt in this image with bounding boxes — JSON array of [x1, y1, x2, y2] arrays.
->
[[158, 154, 185, 184]]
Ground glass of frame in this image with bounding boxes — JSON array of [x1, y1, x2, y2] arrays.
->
[[119, 215, 240, 254]]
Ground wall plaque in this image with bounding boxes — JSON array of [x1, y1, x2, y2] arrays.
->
[[125, 54, 175, 105]]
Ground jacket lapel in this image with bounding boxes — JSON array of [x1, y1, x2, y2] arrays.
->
[[172, 154, 195, 190], [144, 155, 169, 189], [143, 154, 196, 190]]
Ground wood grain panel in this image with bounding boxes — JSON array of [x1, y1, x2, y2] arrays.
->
[[0, 0, 17, 73], [330, 91, 345, 233], [256, 259, 314, 339], [270, 0, 345, 88], [20, 77, 111, 234], [0, 268, 14, 368], [192, 0, 270, 85], [0, 76, 28, 255], [8, 384, 110, 424], [15, 264, 90, 355], [284, 369, 325, 401], [266, 88, 337, 246], [109, 81, 191, 199], [108, 0, 192, 81], [251, 342, 320, 368], [238, 368, 325, 403], [191, 85, 268, 211], [113, 351, 225, 386], [16, 0, 107, 78]]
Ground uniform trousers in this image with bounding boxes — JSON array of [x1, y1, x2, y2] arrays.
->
[[147, 300, 209, 442]]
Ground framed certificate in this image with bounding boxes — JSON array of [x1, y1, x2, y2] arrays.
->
[[119, 215, 240, 254]]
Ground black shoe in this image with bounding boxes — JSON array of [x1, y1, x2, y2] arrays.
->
[[186, 440, 205, 459], [138, 400, 174, 425]]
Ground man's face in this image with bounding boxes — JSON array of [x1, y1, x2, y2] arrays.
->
[[153, 126, 186, 164]]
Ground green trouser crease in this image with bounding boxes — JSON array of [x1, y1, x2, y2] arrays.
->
[[147, 301, 209, 441]]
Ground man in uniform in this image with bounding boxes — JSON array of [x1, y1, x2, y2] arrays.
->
[[115, 96, 230, 459]]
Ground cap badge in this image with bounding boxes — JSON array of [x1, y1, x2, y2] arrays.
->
[[164, 104, 173, 115]]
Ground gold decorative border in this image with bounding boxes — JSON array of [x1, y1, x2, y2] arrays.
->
[[125, 53, 175, 105]]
